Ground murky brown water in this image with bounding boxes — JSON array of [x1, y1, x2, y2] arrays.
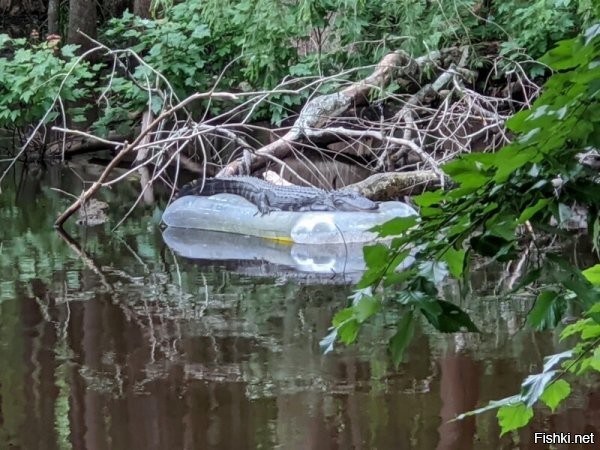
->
[[1, 162, 599, 449]]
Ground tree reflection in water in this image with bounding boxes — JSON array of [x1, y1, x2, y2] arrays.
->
[[0, 163, 599, 449]]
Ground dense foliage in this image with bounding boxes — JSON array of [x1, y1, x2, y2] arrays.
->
[[325, 24, 600, 434], [0, 0, 592, 131], [0, 35, 97, 129], [100, 0, 588, 122]]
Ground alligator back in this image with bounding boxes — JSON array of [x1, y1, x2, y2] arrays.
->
[[176, 176, 378, 213], [177, 176, 324, 197]]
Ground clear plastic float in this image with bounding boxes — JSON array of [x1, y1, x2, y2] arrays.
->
[[162, 194, 418, 244]]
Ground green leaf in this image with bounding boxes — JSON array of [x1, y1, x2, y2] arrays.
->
[[497, 403, 534, 435], [150, 95, 164, 114], [486, 217, 517, 241], [540, 380, 571, 412], [0, 34, 11, 47], [337, 318, 360, 345], [442, 247, 466, 278], [442, 158, 489, 189], [332, 307, 353, 327], [389, 311, 415, 366], [60, 44, 79, 58], [370, 216, 418, 237], [581, 324, 600, 340], [420, 300, 478, 332], [414, 190, 444, 207], [587, 303, 600, 315], [582, 264, 600, 285], [354, 296, 380, 323], [518, 199, 551, 223], [418, 261, 449, 284], [493, 147, 540, 183], [527, 291, 563, 330], [470, 234, 516, 260], [540, 36, 580, 69], [191, 24, 210, 39], [446, 216, 472, 240], [590, 347, 600, 372], [383, 268, 416, 286], [547, 255, 600, 307], [363, 244, 389, 269], [420, 206, 443, 217], [417, 298, 443, 318], [381, 250, 412, 278], [357, 244, 390, 287], [357, 266, 385, 288], [561, 318, 592, 339]]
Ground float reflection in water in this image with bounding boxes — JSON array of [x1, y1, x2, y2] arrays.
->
[[162, 228, 415, 282], [162, 194, 417, 244]]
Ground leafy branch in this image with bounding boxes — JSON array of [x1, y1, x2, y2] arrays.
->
[[325, 22, 600, 431]]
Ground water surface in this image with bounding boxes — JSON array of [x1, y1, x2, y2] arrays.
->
[[0, 162, 598, 449]]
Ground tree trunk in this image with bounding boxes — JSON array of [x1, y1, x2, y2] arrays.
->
[[67, 0, 97, 52], [133, 0, 152, 18], [47, 0, 59, 35]]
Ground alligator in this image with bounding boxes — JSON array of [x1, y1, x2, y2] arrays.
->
[[176, 176, 379, 214]]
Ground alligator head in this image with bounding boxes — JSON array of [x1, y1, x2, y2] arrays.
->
[[330, 191, 379, 212]]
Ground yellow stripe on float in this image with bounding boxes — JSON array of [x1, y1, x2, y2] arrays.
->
[[264, 236, 294, 244]]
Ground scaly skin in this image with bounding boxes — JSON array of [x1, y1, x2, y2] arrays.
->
[[176, 176, 379, 214]]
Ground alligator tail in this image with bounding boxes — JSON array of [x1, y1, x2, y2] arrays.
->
[[175, 178, 224, 199], [174, 178, 203, 199]]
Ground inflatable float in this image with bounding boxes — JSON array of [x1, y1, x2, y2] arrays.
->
[[162, 194, 418, 244]]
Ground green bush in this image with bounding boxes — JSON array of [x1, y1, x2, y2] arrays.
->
[[0, 0, 592, 130], [0, 35, 98, 129]]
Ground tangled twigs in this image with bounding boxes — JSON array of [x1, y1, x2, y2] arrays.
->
[[54, 92, 212, 228], [305, 126, 444, 179], [217, 50, 417, 176], [216, 47, 481, 177], [50, 40, 541, 226]]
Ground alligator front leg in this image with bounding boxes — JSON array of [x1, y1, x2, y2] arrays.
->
[[256, 192, 275, 215]]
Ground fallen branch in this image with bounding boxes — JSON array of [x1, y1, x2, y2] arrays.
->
[[306, 126, 443, 179], [217, 47, 472, 177], [217, 51, 417, 176], [345, 170, 446, 200], [54, 92, 209, 228]]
